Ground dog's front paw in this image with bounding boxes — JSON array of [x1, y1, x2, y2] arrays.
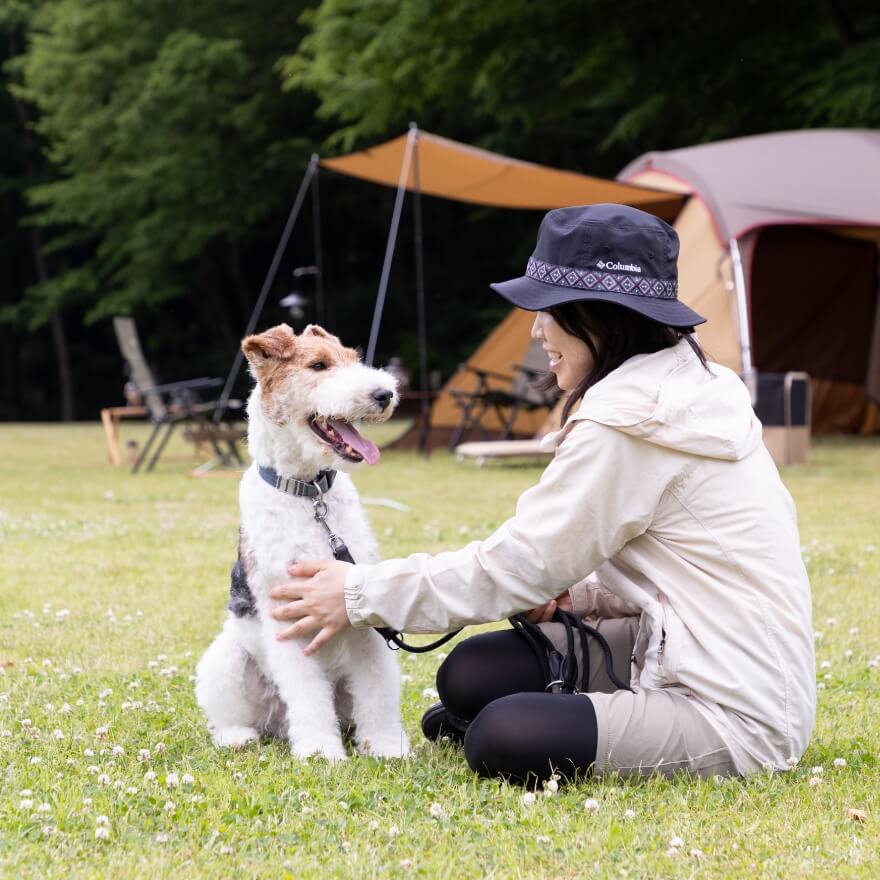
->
[[358, 729, 412, 759], [290, 738, 349, 762], [213, 726, 260, 749]]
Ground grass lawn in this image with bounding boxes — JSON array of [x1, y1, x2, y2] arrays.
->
[[1, 423, 878, 878]]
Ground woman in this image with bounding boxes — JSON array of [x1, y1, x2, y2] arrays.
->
[[269, 204, 815, 783]]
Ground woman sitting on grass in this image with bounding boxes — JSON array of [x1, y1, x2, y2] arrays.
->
[[268, 204, 815, 783]]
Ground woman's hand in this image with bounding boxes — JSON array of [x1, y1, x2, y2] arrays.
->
[[268, 559, 353, 656], [524, 591, 574, 625]]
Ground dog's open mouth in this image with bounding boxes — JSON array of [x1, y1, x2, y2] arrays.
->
[[308, 416, 381, 465]]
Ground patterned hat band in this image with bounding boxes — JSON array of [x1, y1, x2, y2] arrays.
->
[[526, 257, 678, 300]]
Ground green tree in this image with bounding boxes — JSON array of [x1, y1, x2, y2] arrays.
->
[[283, 0, 880, 171], [16, 0, 319, 333]]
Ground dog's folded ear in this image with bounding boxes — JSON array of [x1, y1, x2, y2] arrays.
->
[[242, 324, 297, 365], [302, 324, 343, 346]]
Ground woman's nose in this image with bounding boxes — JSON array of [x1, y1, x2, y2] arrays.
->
[[530, 314, 544, 341]]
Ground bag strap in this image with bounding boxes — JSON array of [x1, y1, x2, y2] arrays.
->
[[510, 608, 633, 694]]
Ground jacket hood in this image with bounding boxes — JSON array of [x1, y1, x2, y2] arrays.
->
[[546, 340, 763, 461]]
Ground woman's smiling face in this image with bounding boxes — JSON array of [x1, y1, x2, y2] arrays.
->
[[531, 310, 595, 392]]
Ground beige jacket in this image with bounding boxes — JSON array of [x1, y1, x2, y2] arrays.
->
[[344, 341, 816, 773]]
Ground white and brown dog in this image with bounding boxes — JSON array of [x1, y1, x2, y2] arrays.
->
[[195, 323, 410, 760]]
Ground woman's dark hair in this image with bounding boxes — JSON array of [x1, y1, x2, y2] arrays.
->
[[537, 301, 709, 424]]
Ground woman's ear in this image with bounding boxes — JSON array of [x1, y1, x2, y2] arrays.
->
[[242, 324, 297, 366]]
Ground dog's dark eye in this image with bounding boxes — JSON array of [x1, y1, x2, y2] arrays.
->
[[309, 361, 327, 371]]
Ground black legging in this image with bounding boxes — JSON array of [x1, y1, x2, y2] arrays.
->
[[436, 629, 599, 784]]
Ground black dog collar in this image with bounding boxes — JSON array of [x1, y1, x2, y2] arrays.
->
[[257, 465, 337, 497]]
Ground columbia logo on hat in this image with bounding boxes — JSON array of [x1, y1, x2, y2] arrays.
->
[[597, 259, 642, 273]]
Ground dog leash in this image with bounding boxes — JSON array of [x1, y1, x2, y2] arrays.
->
[[309, 489, 462, 653]]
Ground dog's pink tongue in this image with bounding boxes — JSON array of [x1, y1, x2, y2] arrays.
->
[[328, 418, 381, 465]]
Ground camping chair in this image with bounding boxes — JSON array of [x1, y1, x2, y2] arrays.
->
[[112, 317, 245, 473], [448, 339, 559, 449]]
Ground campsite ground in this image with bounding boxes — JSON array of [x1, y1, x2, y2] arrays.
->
[[1, 423, 878, 879]]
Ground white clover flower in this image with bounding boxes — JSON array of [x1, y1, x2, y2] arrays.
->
[[126, 786, 138, 795], [428, 802, 446, 818], [820, 660, 831, 669], [82, 797, 92, 806], [811, 766, 824, 774], [421, 688, 439, 699], [59, 703, 72, 715], [666, 847, 679, 857], [624, 809, 636, 819], [99, 689, 113, 699], [536, 834, 551, 844], [29, 756, 42, 765], [786, 755, 799, 769], [544, 777, 559, 796], [825, 617, 837, 626], [368, 819, 380, 832], [19, 799, 33, 810], [163, 800, 175, 813], [94, 826, 110, 840], [147, 661, 158, 669], [95, 726, 109, 737], [21, 718, 32, 728], [219, 844, 233, 855], [52, 729, 65, 740], [113, 780, 124, 790], [166, 772, 180, 787], [42, 825, 55, 836], [182, 773, 194, 785], [95, 815, 109, 826], [522, 792, 537, 806], [144, 770, 157, 783], [97, 774, 111, 785], [844, 650, 853, 658], [809, 776, 822, 786], [690, 848, 705, 859], [112, 745, 124, 756], [1, 730, 11, 738], [153, 742, 166, 754], [817, 682, 826, 690], [44, 703, 54, 712], [388, 825, 400, 838], [84, 748, 95, 757], [833, 757, 846, 768], [137, 748, 150, 762], [583, 798, 600, 813], [813, 631, 823, 640], [156, 833, 169, 843], [87, 765, 100, 775], [670, 836, 685, 848], [42, 659, 52, 668], [36, 803, 51, 814]]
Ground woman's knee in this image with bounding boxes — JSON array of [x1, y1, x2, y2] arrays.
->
[[436, 630, 544, 720], [463, 692, 599, 784]]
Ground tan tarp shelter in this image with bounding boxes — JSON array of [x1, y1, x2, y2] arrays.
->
[[321, 130, 682, 215]]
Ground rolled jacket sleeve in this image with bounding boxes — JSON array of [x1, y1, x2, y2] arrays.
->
[[344, 421, 674, 633]]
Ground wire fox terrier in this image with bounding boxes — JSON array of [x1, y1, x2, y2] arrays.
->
[[195, 323, 410, 759]]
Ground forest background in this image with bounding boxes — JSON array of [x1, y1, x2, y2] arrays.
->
[[2, 0, 879, 421]]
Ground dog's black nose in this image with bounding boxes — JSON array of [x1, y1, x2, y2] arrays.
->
[[372, 388, 393, 408]]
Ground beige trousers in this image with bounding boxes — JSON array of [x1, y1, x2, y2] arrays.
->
[[540, 617, 738, 778]]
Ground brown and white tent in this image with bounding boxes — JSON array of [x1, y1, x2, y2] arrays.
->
[[431, 129, 880, 439], [620, 129, 880, 434]]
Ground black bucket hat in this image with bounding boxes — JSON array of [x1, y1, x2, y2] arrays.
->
[[490, 204, 705, 328]]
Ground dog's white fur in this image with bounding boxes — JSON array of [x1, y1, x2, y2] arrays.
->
[[195, 324, 410, 760]]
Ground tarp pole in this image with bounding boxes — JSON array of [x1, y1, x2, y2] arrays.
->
[[411, 126, 431, 453], [729, 237, 757, 404], [365, 126, 417, 366], [311, 165, 326, 328], [215, 154, 319, 419]]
